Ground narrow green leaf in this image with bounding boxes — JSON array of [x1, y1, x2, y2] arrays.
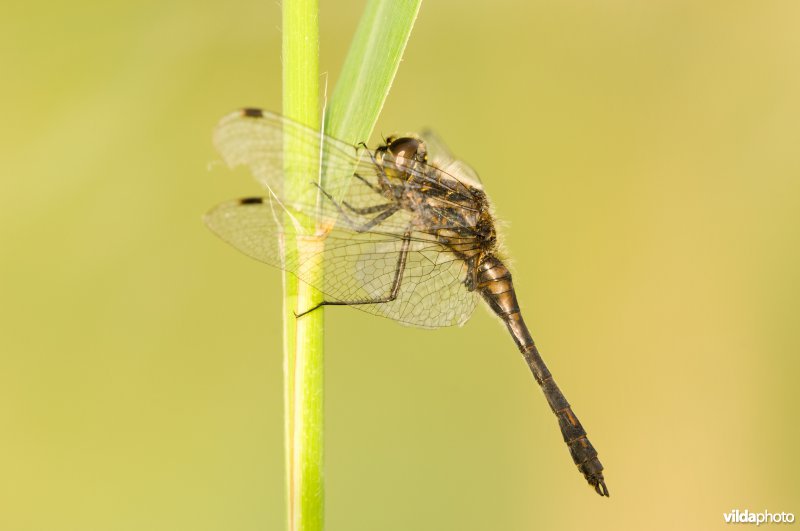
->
[[325, 0, 422, 145]]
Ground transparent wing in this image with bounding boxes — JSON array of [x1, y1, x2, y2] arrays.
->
[[204, 197, 479, 328], [214, 108, 361, 208], [214, 109, 485, 234], [419, 128, 483, 189]]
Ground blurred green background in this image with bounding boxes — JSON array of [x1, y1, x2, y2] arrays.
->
[[2, 1, 799, 529]]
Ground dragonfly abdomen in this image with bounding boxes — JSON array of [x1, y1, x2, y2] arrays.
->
[[476, 255, 609, 497]]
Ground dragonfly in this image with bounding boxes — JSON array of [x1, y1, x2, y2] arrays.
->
[[205, 108, 609, 497]]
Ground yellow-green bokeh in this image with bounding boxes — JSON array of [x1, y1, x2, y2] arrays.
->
[[2, 1, 799, 530]]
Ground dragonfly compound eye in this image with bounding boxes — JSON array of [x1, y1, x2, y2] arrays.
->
[[388, 137, 427, 171]]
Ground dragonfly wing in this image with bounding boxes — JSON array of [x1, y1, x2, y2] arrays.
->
[[205, 197, 479, 328], [215, 108, 490, 236], [363, 238, 479, 328], [419, 128, 483, 189], [214, 108, 419, 234], [213, 108, 364, 208]]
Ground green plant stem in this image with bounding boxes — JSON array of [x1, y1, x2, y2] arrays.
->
[[282, 1, 323, 531], [280, 1, 420, 530]]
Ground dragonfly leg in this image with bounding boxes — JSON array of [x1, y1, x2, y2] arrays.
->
[[353, 172, 381, 193], [342, 201, 394, 215], [362, 142, 393, 191], [346, 205, 400, 233], [314, 183, 400, 233], [295, 232, 412, 318]]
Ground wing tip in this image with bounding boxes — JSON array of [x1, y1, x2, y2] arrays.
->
[[241, 107, 265, 118], [239, 197, 266, 205], [204, 197, 267, 221]]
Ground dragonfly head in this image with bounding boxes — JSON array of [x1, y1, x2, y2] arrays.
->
[[381, 136, 428, 173]]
